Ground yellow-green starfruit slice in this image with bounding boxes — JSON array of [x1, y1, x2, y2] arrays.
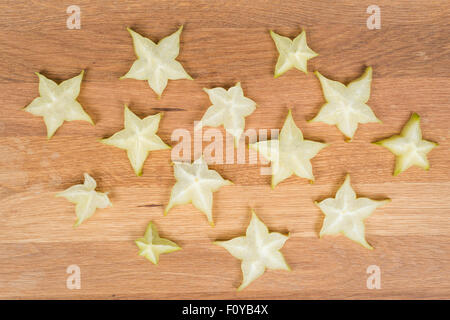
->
[[250, 109, 328, 188], [101, 105, 170, 176], [23, 71, 93, 139], [135, 222, 181, 264], [374, 113, 437, 176], [215, 210, 290, 291], [164, 157, 232, 226], [121, 26, 192, 98], [315, 174, 390, 250], [56, 173, 112, 227], [196, 82, 256, 146], [270, 29, 318, 77], [310, 67, 381, 140]]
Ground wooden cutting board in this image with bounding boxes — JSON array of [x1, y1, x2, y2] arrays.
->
[[0, 0, 449, 299]]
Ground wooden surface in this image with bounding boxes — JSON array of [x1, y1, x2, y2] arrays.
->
[[0, 0, 449, 300]]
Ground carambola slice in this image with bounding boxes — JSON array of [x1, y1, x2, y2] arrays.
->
[[315, 174, 390, 249], [24, 71, 93, 139], [374, 113, 437, 175], [56, 173, 112, 227], [135, 222, 181, 264], [215, 210, 290, 291], [121, 26, 192, 97]]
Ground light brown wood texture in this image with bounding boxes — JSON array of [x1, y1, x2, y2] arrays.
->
[[0, 0, 449, 299]]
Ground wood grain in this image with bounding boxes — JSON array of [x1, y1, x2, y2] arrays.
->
[[0, 0, 449, 299]]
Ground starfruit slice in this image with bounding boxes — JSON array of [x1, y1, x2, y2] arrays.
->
[[270, 29, 318, 77], [164, 157, 232, 226], [250, 109, 327, 188], [196, 82, 257, 147], [56, 173, 112, 227], [121, 26, 192, 97], [310, 67, 381, 140], [315, 174, 390, 249], [374, 113, 437, 175], [215, 210, 290, 291], [135, 222, 181, 264], [23, 71, 93, 139], [101, 105, 170, 176]]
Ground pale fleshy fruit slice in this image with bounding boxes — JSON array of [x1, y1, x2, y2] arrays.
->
[[121, 26, 192, 98], [374, 113, 438, 176], [250, 109, 328, 188], [215, 210, 290, 291], [56, 173, 112, 227], [23, 71, 93, 139], [101, 105, 170, 176], [196, 82, 256, 147], [164, 157, 232, 226], [135, 222, 181, 264], [309, 67, 381, 140], [270, 29, 318, 77], [315, 174, 390, 250]]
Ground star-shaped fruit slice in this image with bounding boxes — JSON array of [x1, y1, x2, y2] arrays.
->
[[164, 157, 232, 226], [101, 105, 170, 176], [270, 29, 318, 77], [24, 71, 93, 138], [135, 222, 181, 264], [215, 210, 290, 291], [315, 174, 390, 249], [374, 113, 437, 175], [121, 26, 192, 97], [250, 110, 327, 188], [56, 173, 112, 227], [310, 67, 380, 140], [196, 82, 256, 146]]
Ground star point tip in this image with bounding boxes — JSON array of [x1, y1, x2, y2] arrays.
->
[[236, 285, 245, 292], [411, 112, 420, 120]]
